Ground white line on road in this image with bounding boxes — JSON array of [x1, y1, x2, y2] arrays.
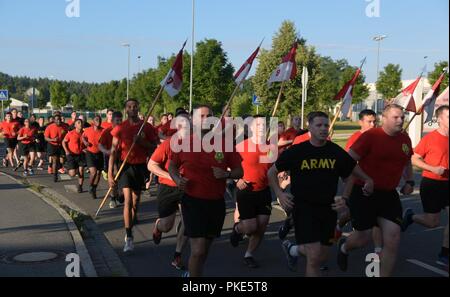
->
[[406, 259, 449, 277]]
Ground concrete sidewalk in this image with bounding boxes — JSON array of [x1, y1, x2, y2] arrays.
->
[[0, 173, 87, 277]]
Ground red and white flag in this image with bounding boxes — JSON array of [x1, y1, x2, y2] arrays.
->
[[335, 67, 362, 118], [392, 77, 421, 112], [234, 41, 262, 85], [267, 42, 298, 87], [161, 40, 187, 97], [424, 85, 448, 124], [422, 73, 446, 123]]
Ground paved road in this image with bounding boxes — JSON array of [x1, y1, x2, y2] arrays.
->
[[1, 163, 448, 277], [0, 173, 80, 277]]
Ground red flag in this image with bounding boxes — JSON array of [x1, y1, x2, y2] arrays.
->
[[267, 42, 298, 86], [422, 73, 446, 123], [334, 64, 364, 118], [392, 77, 421, 112], [234, 42, 262, 85], [161, 41, 187, 97]]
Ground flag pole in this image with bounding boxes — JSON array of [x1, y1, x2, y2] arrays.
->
[[271, 81, 286, 117]]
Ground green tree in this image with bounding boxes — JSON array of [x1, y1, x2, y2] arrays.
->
[[428, 61, 449, 91], [50, 81, 68, 109], [231, 93, 254, 116], [376, 64, 403, 100]]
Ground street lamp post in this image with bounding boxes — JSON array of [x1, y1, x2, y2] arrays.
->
[[122, 43, 131, 101], [137, 55, 141, 74], [373, 35, 387, 114]]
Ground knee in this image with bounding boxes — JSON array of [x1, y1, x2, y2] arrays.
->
[[383, 232, 401, 250], [428, 216, 440, 228], [191, 247, 207, 259]]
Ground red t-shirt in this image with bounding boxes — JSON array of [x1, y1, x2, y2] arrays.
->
[[351, 128, 413, 191], [159, 120, 177, 137], [414, 130, 449, 181], [170, 135, 243, 200], [345, 131, 362, 152], [64, 130, 84, 155], [99, 127, 114, 151], [44, 123, 68, 146], [18, 127, 36, 144], [150, 137, 177, 187], [111, 120, 157, 165], [82, 127, 104, 154], [1, 121, 19, 139], [67, 119, 76, 126], [293, 132, 311, 145], [236, 138, 273, 191], [101, 121, 113, 129]]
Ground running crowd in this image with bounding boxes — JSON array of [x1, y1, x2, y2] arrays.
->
[[0, 100, 448, 277]]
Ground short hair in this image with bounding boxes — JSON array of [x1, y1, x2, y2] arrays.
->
[[5, 112, 12, 116], [160, 113, 168, 118], [107, 109, 114, 113], [167, 112, 174, 117], [112, 111, 123, 119], [382, 104, 404, 116], [47, 116, 54, 121], [193, 104, 213, 115], [124, 98, 139, 107], [175, 107, 189, 117], [38, 116, 45, 120], [10, 108, 17, 112], [53, 111, 61, 116], [54, 115, 61, 120], [435, 105, 449, 118], [358, 109, 376, 120], [75, 119, 83, 125], [30, 114, 36, 118], [278, 121, 285, 125], [307, 111, 329, 124]]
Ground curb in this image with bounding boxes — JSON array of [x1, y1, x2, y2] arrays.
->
[[0, 171, 129, 277], [0, 171, 97, 277]]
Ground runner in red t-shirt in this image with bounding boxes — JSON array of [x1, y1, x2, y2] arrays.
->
[[0, 112, 20, 167], [82, 115, 104, 199], [17, 118, 37, 176], [402, 105, 449, 268], [337, 104, 414, 277], [108, 99, 158, 253], [99, 111, 123, 208], [339, 109, 382, 252], [148, 109, 190, 270], [67, 111, 77, 127], [62, 119, 86, 193], [229, 116, 276, 268], [101, 109, 114, 129], [168, 105, 243, 277], [44, 115, 68, 182]]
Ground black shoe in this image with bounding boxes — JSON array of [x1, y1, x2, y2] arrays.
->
[[243, 257, 259, 268], [77, 185, 83, 193], [278, 218, 292, 240], [337, 237, 348, 272], [401, 208, 414, 232], [90, 186, 97, 199], [53, 174, 58, 183], [230, 223, 241, 247]]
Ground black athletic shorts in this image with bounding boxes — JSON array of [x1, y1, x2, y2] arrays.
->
[[349, 185, 403, 231], [181, 194, 226, 239], [66, 154, 86, 170], [420, 177, 449, 213], [118, 163, 149, 192], [293, 201, 337, 246], [5, 138, 18, 149], [35, 140, 46, 153], [236, 187, 272, 220], [157, 184, 183, 218], [85, 151, 104, 170], [19, 142, 36, 156], [47, 144, 64, 157]]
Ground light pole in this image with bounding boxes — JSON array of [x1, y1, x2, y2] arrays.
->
[[373, 35, 387, 114], [122, 43, 131, 101], [137, 55, 141, 74]]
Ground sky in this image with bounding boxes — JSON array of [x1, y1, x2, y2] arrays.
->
[[0, 0, 448, 84]]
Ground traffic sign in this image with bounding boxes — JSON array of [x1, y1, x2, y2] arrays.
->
[[252, 95, 260, 106], [0, 90, 9, 101]]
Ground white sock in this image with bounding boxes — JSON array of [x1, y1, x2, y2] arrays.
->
[[289, 245, 299, 257], [244, 251, 253, 258], [341, 243, 348, 254]]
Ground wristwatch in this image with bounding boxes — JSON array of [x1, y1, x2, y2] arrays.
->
[[405, 180, 415, 187]]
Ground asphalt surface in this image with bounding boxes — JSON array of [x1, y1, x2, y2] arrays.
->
[[0, 173, 79, 277]]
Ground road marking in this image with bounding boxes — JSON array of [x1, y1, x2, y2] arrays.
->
[[406, 259, 449, 277]]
